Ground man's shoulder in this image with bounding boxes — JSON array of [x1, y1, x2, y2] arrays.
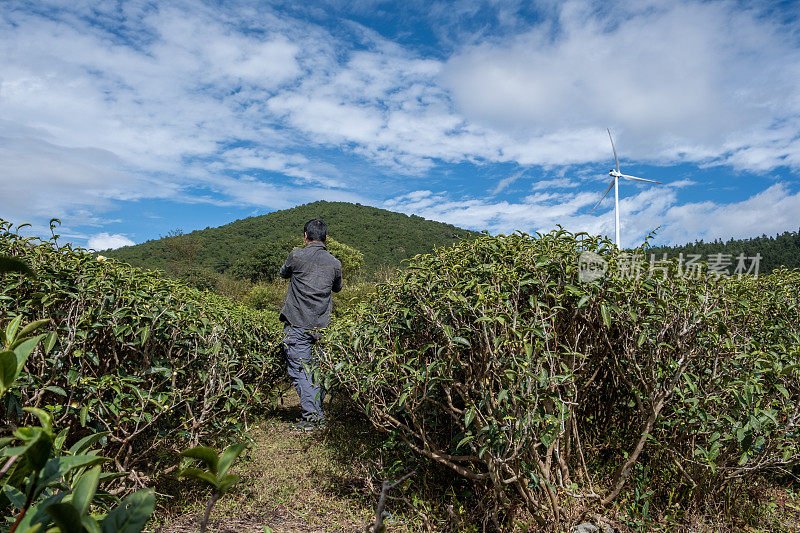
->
[[326, 251, 342, 268]]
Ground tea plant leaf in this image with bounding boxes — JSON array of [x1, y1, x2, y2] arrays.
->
[[100, 488, 155, 533], [71, 465, 102, 515], [218, 442, 248, 478], [178, 467, 218, 488], [180, 446, 219, 475], [600, 304, 612, 328], [46, 502, 84, 533]]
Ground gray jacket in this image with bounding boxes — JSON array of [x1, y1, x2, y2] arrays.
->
[[279, 241, 342, 330]]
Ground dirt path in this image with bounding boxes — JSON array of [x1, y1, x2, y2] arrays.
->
[[151, 396, 417, 533]]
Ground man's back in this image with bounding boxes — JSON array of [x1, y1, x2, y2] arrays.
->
[[279, 241, 342, 330], [280, 218, 340, 427]]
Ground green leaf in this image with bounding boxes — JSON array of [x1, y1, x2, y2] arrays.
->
[[12, 334, 46, 374], [452, 336, 470, 348], [13, 333, 46, 358], [46, 503, 84, 533], [100, 489, 155, 533], [68, 432, 110, 456], [180, 445, 219, 475], [82, 517, 102, 533], [23, 407, 53, 435], [600, 304, 612, 329], [637, 332, 647, 347], [3, 484, 26, 509], [177, 467, 218, 488], [464, 407, 476, 429], [17, 319, 51, 339], [72, 465, 102, 515], [5, 427, 52, 471], [45, 385, 67, 397], [217, 473, 241, 493], [397, 391, 408, 407], [44, 331, 58, 355], [15, 492, 64, 532], [54, 427, 69, 454], [0, 350, 17, 394], [38, 455, 110, 489], [456, 434, 474, 450], [217, 442, 248, 478], [5, 315, 23, 345]]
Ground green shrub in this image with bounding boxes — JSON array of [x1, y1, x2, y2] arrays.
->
[[323, 230, 800, 527], [332, 281, 376, 314], [178, 267, 220, 292], [1, 261, 155, 532], [0, 220, 284, 477], [246, 281, 288, 312]]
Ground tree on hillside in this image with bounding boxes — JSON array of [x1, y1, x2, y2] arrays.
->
[[161, 229, 217, 290], [161, 229, 202, 273], [231, 239, 297, 283], [231, 237, 364, 283]]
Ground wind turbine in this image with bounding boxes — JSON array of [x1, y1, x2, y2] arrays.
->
[[590, 129, 661, 248]]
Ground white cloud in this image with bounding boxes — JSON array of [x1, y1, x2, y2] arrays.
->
[[88, 232, 135, 250], [658, 183, 800, 244], [531, 177, 579, 190], [385, 182, 800, 249], [0, 1, 330, 223], [491, 170, 525, 195], [438, 0, 800, 168], [258, 1, 800, 177]]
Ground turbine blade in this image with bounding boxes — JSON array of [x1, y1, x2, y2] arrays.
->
[[607, 128, 620, 172], [590, 180, 615, 213], [621, 173, 661, 184]]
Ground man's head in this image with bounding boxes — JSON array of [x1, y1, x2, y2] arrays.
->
[[303, 219, 327, 243]]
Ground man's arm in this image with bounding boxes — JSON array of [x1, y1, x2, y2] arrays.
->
[[279, 251, 293, 279], [332, 265, 342, 293]]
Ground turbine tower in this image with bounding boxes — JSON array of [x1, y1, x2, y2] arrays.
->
[[590, 129, 661, 248]]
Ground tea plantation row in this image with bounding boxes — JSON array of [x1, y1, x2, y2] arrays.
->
[[324, 229, 800, 528], [0, 220, 284, 487]]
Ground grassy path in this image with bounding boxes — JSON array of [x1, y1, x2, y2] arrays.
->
[[151, 394, 421, 533], [144, 393, 800, 532]]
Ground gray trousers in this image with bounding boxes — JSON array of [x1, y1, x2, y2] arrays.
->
[[283, 324, 325, 421]]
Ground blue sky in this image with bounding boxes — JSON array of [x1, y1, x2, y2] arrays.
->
[[2, 0, 799, 250]]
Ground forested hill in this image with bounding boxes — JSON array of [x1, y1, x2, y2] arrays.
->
[[647, 229, 800, 273], [106, 201, 479, 276]]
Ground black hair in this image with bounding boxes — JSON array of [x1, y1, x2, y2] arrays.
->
[[304, 219, 327, 242]]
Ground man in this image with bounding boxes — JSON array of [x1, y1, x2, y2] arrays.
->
[[279, 218, 342, 431]]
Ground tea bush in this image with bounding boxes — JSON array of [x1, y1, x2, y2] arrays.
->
[[323, 230, 800, 527], [0, 220, 284, 479]]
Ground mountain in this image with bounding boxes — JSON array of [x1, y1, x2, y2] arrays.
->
[[106, 201, 480, 277], [646, 229, 800, 274]]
